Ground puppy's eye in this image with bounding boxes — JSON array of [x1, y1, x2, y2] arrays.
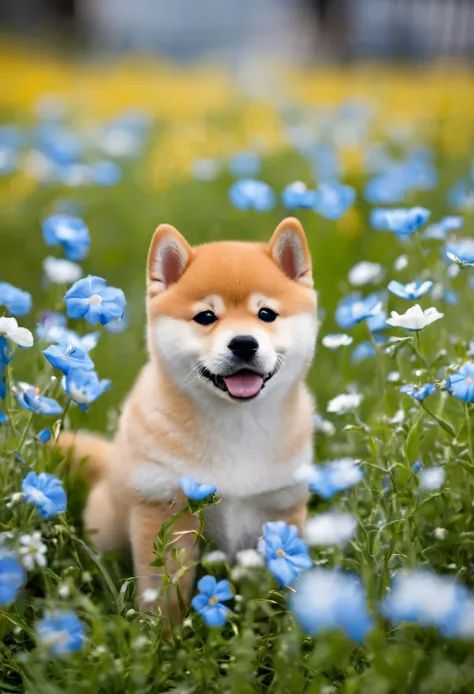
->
[[193, 310, 218, 326], [258, 307, 278, 323]]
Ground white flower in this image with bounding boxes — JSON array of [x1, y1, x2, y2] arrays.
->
[[19, 531, 47, 570], [202, 550, 228, 565], [312, 413, 336, 436], [0, 317, 34, 348], [387, 371, 401, 382], [303, 512, 356, 547], [393, 254, 408, 272], [58, 584, 70, 598], [191, 158, 220, 181], [9, 492, 25, 506], [294, 462, 318, 483], [434, 527, 447, 540], [348, 261, 384, 287], [131, 635, 150, 649], [457, 598, 474, 638], [419, 466, 445, 490], [141, 587, 159, 604], [126, 608, 136, 618], [389, 409, 405, 425], [236, 549, 264, 568], [447, 264, 460, 279], [43, 256, 83, 285], [322, 333, 353, 350], [327, 392, 362, 414], [386, 305, 443, 331], [93, 645, 108, 656]]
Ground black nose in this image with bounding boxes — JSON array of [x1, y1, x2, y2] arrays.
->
[[228, 335, 259, 361]]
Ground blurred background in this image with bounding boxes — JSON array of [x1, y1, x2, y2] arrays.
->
[[1, 0, 474, 61], [1, 0, 473, 432]]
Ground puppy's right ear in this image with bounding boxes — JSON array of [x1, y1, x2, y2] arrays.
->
[[147, 224, 194, 295]]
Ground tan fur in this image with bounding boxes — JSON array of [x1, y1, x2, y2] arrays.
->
[[59, 217, 317, 622], [58, 431, 110, 486]]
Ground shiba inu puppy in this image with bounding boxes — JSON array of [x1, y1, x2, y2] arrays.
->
[[60, 217, 318, 621]]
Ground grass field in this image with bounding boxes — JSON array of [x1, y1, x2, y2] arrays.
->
[[2, 44, 474, 692]]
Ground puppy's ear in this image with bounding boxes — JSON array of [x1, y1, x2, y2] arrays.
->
[[268, 217, 313, 287], [147, 224, 194, 295]]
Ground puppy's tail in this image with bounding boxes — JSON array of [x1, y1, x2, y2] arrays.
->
[[57, 431, 110, 486]]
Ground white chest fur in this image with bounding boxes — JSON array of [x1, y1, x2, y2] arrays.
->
[[129, 391, 311, 553]]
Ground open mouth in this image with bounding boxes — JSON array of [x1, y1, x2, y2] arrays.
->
[[198, 366, 276, 400]]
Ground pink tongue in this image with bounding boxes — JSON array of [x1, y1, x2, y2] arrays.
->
[[223, 372, 264, 398]]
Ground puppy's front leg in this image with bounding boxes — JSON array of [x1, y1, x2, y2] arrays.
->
[[129, 497, 200, 622], [271, 498, 308, 535]]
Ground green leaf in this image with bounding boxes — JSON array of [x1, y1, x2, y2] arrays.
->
[[405, 411, 423, 464]]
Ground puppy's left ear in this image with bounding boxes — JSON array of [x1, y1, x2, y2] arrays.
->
[[268, 217, 313, 287]]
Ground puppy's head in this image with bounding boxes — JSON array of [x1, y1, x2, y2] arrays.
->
[[147, 218, 317, 404]]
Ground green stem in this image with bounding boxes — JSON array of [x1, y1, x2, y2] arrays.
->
[[465, 403, 474, 466], [420, 401, 455, 438], [18, 412, 35, 454], [415, 332, 435, 379], [4, 364, 18, 445]]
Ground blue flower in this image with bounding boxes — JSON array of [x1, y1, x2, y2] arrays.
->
[[424, 216, 463, 240], [335, 292, 382, 330], [104, 310, 128, 334], [290, 569, 373, 642], [381, 570, 471, 638], [311, 142, 340, 182], [0, 125, 22, 148], [281, 181, 318, 210], [36, 611, 86, 656], [229, 179, 276, 212], [445, 238, 474, 266], [0, 147, 18, 176], [388, 280, 433, 300], [370, 208, 392, 231], [15, 383, 63, 416], [365, 173, 406, 205], [37, 428, 52, 444], [37, 125, 81, 166], [0, 282, 32, 316], [400, 383, 435, 401], [179, 477, 217, 501], [351, 341, 376, 363], [0, 336, 14, 365], [313, 181, 355, 220], [42, 215, 90, 261], [258, 521, 313, 587], [22, 471, 67, 519], [444, 290, 459, 306], [412, 461, 422, 473], [372, 207, 431, 238], [63, 276, 126, 326], [366, 310, 388, 333], [37, 313, 100, 353], [36, 312, 67, 341], [0, 411, 8, 424], [42, 344, 94, 375], [446, 362, 474, 402], [447, 178, 474, 212], [191, 576, 233, 627], [229, 152, 261, 177], [65, 369, 111, 411], [90, 160, 122, 187], [0, 556, 26, 607], [298, 459, 364, 499]]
